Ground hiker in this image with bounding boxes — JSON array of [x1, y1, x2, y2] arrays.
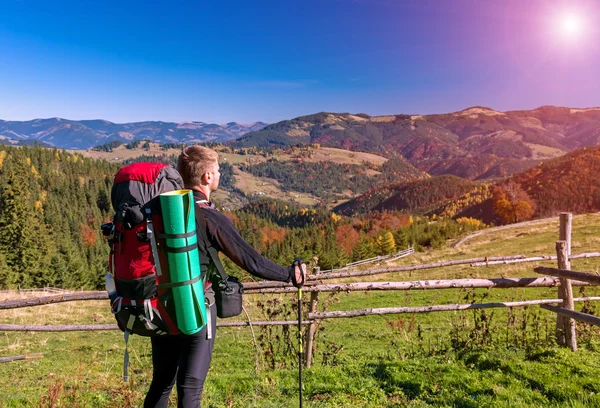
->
[[144, 145, 307, 408]]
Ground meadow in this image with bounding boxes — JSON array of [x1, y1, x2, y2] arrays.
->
[[2, 213, 600, 407]]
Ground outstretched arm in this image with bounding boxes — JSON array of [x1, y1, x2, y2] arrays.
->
[[206, 211, 293, 282]]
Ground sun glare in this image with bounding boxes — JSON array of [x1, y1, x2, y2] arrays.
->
[[558, 12, 585, 41]]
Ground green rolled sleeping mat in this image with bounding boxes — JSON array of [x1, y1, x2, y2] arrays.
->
[[160, 189, 207, 334]]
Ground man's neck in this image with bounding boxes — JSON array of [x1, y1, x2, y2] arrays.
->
[[187, 185, 210, 201]]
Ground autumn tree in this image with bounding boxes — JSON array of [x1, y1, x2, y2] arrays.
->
[[492, 181, 536, 224], [376, 231, 396, 255]]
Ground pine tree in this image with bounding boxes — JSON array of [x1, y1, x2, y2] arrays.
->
[[353, 235, 376, 262], [376, 231, 396, 255], [0, 156, 53, 288]]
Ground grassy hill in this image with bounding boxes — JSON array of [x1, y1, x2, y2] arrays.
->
[[2, 213, 600, 407], [79, 143, 422, 209]]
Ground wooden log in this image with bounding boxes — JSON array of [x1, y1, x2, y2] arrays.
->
[[570, 252, 600, 259], [245, 277, 592, 295], [0, 324, 119, 332], [0, 320, 314, 332], [541, 304, 600, 327], [308, 297, 600, 320], [471, 256, 555, 267], [5, 276, 597, 308], [470, 252, 600, 267], [534, 267, 600, 285], [242, 281, 320, 290], [0, 292, 108, 310], [0, 353, 44, 363], [305, 291, 319, 368], [218, 320, 313, 327], [309, 255, 527, 280]]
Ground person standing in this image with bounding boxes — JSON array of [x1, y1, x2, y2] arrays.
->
[[144, 145, 306, 407]]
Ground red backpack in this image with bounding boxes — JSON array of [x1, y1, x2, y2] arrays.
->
[[105, 162, 213, 380], [105, 162, 193, 338]]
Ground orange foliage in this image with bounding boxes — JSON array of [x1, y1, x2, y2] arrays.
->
[[513, 147, 600, 216], [492, 181, 536, 224], [260, 225, 288, 247], [81, 223, 97, 247], [368, 213, 412, 237], [335, 224, 360, 255]]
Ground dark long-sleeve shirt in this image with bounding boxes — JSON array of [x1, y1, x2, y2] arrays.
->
[[192, 190, 293, 283]]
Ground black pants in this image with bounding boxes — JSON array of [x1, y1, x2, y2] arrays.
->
[[144, 301, 217, 408]]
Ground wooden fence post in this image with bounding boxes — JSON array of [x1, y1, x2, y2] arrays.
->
[[556, 240, 577, 351], [556, 213, 573, 346], [559, 212, 572, 256], [305, 291, 319, 368]]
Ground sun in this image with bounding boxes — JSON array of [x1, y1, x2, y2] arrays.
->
[[558, 12, 585, 40]]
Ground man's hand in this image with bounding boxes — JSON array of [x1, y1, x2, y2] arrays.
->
[[291, 259, 307, 288]]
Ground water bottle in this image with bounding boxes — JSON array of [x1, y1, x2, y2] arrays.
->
[[105, 273, 117, 302]]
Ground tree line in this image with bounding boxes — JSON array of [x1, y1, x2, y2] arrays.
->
[[0, 145, 117, 289]]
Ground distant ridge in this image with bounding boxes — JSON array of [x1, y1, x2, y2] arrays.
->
[[232, 105, 600, 180], [0, 118, 268, 149]]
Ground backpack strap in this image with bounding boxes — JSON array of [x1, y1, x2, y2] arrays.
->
[[194, 201, 229, 284], [145, 208, 163, 277]]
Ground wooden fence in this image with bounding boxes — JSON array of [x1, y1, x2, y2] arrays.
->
[[1, 212, 600, 368]]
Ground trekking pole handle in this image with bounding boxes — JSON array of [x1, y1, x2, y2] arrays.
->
[[292, 259, 306, 288]]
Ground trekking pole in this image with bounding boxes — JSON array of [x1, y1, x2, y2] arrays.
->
[[293, 261, 305, 408], [298, 284, 303, 408]]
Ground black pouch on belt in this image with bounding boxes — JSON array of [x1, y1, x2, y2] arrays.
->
[[214, 275, 244, 318]]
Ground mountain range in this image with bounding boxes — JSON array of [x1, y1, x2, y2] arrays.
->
[[233, 106, 600, 180], [0, 118, 268, 149], [3, 106, 600, 182]]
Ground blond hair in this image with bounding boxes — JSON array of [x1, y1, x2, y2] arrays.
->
[[177, 145, 219, 187]]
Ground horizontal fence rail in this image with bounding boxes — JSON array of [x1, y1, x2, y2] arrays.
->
[[0, 292, 109, 310], [541, 304, 600, 327], [0, 320, 314, 332], [311, 253, 600, 280], [310, 255, 527, 280], [308, 297, 600, 320], [534, 267, 600, 285], [471, 252, 600, 267], [1, 277, 594, 309], [343, 247, 415, 269], [243, 277, 592, 294], [4, 296, 600, 331]]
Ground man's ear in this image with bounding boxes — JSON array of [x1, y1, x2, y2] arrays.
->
[[201, 172, 211, 185]]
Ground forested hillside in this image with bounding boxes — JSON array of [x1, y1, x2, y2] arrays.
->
[[335, 175, 481, 216], [0, 145, 117, 289], [239, 156, 426, 200], [0, 146, 486, 288], [338, 146, 600, 225], [513, 146, 600, 217], [2, 142, 598, 289]]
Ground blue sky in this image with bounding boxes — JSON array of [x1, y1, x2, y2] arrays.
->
[[0, 0, 599, 123]]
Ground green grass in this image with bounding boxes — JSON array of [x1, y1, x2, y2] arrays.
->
[[2, 213, 600, 407]]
